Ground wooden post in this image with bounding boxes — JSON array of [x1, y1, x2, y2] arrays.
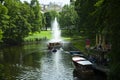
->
[[96, 34, 98, 46], [102, 35, 106, 50], [99, 34, 102, 45]]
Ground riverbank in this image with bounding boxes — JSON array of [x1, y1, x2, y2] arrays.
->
[[24, 31, 52, 42], [23, 30, 72, 44], [68, 35, 110, 77]]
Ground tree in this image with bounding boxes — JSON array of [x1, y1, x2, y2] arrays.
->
[[0, 0, 45, 45], [44, 10, 58, 30], [75, 0, 97, 39], [30, 0, 42, 32], [59, 5, 78, 32], [75, 0, 120, 79], [49, 10, 59, 21], [0, 29, 3, 42], [0, 3, 9, 42], [41, 13, 46, 30], [105, 0, 120, 80], [2, 0, 31, 45], [44, 12, 52, 30]]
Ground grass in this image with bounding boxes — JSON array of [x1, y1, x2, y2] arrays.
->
[[24, 30, 86, 52], [24, 30, 73, 42], [71, 36, 86, 52], [61, 30, 86, 51], [24, 30, 89, 56], [24, 30, 52, 42]]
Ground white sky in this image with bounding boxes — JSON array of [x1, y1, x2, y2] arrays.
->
[[21, 0, 70, 5]]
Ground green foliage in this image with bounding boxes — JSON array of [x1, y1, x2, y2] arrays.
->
[[1, 0, 30, 44], [30, 0, 42, 32], [95, 0, 104, 7], [106, 0, 120, 80], [41, 13, 46, 30], [0, 3, 9, 29], [75, 0, 120, 79], [44, 12, 52, 30], [0, 64, 4, 79], [0, 4, 8, 14], [0, 0, 45, 45], [59, 5, 78, 30], [0, 3, 9, 42], [0, 29, 3, 41], [24, 31, 52, 42], [44, 10, 58, 30], [75, 0, 97, 39], [72, 37, 85, 52], [49, 10, 59, 20]]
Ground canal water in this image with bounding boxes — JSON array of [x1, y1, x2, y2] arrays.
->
[[0, 41, 74, 80], [0, 41, 107, 80]]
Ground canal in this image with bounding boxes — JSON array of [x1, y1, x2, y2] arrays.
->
[[0, 41, 74, 80], [0, 41, 107, 80]]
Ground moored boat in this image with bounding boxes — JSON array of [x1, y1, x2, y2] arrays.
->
[[72, 56, 94, 79], [70, 51, 85, 57], [72, 56, 86, 62]]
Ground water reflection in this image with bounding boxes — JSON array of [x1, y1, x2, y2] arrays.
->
[[0, 43, 45, 80], [0, 43, 74, 80], [0, 43, 107, 80], [73, 66, 107, 80], [40, 50, 73, 80]]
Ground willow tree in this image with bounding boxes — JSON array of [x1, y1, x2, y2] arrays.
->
[[93, 0, 109, 47], [75, 0, 120, 79]]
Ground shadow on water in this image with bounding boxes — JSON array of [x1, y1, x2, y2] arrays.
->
[[0, 42, 107, 80], [0, 43, 45, 80], [73, 69, 107, 80], [0, 42, 74, 80]]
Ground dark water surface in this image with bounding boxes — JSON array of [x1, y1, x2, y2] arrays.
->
[[0, 42, 74, 80], [0, 42, 107, 80]]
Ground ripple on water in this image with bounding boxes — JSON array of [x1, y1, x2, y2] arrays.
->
[[16, 50, 74, 80]]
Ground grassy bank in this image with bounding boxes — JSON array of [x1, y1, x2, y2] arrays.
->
[[71, 36, 95, 52], [24, 30, 94, 52], [61, 30, 86, 52], [71, 36, 86, 52], [24, 30, 93, 52], [24, 31, 52, 42], [24, 30, 72, 42]]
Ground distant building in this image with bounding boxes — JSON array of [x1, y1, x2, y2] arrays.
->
[[70, 0, 76, 2], [41, 2, 62, 12], [70, 0, 76, 5]]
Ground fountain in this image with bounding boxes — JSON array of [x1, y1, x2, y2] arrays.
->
[[47, 18, 62, 50]]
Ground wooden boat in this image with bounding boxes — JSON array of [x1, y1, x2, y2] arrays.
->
[[47, 42, 62, 50], [72, 56, 94, 79], [72, 56, 86, 62]]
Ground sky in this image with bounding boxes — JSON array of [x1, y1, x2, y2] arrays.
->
[[21, 0, 70, 6]]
